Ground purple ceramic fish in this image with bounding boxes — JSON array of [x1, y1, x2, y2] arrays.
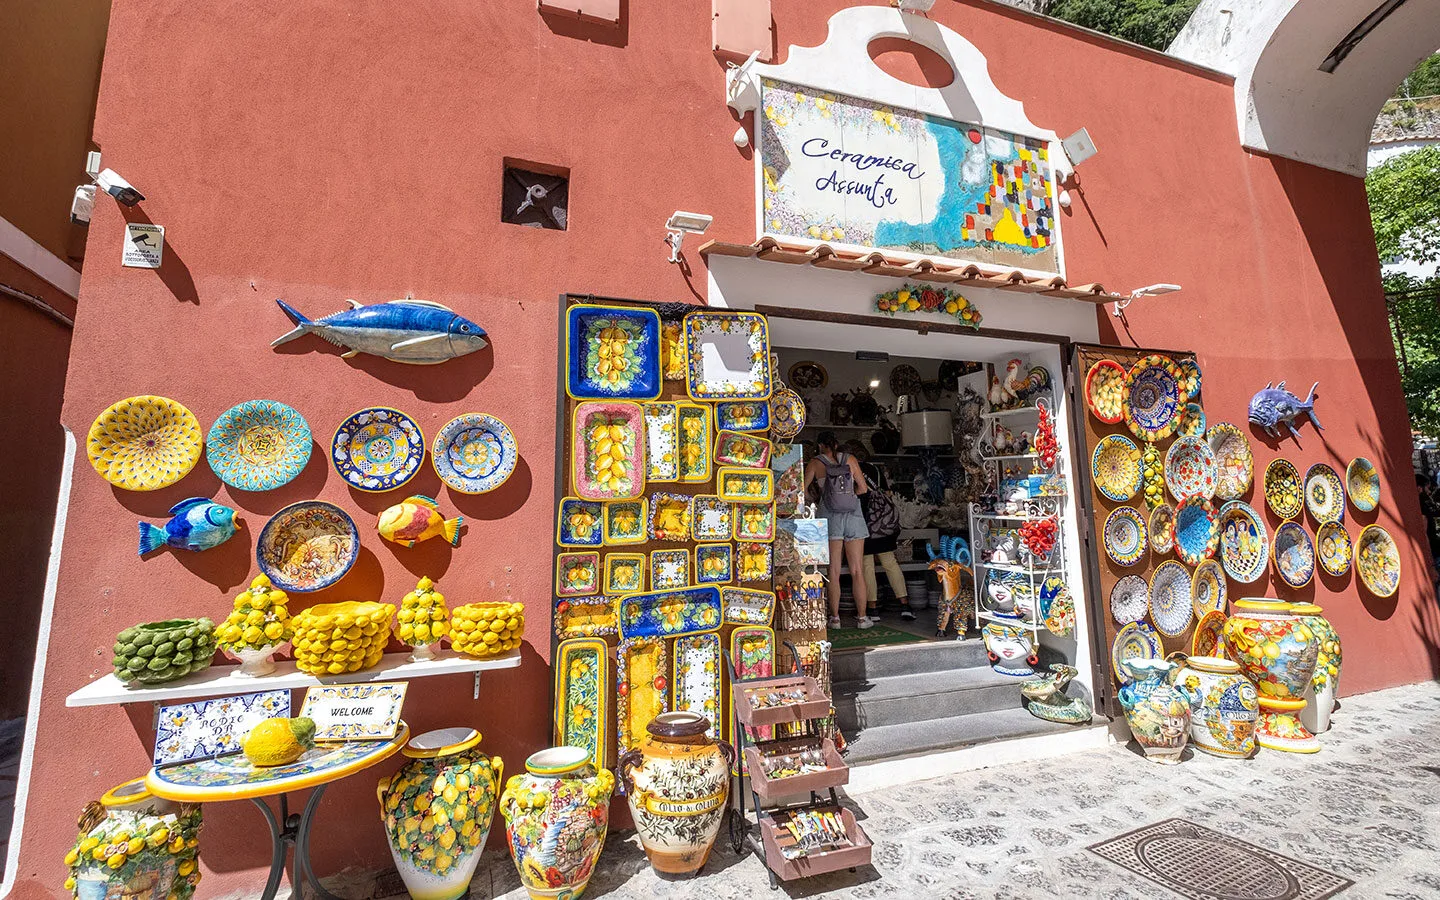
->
[[1248, 381, 1323, 439]]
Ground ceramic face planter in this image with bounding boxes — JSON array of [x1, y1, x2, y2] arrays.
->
[[1173, 656, 1259, 758], [376, 728, 502, 900], [1291, 603, 1342, 735], [1117, 658, 1191, 765], [981, 622, 1037, 677], [1223, 599, 1320, 753], [63, 778, 203, 900], [500, 746, 615, 900], [618, 712, 734, 877]]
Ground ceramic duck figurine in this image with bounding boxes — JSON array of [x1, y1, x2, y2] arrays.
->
[[378, 496, 463, 547], [138, 499, 241, 554]]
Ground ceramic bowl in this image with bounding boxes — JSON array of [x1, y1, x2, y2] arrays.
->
[[1174, 496, 1219, 566], [1148, 561, 1194, 637], [1110, 574, 1150, 624], [1124, 354, 1183, 441], [331, 407, 424, 492], [432, 412, 518, 494], [1165, 435, 1217, 501], [1192, 558, 1227, 617], [1346, 457, 1380, 513], [565, 303, 663, 401], [1315, 521, 1353, 578], [1217, 500, 1268, 583], [1104, 506, 1148, 567], [87, 395, 202, 491], [1304, 463, 1345, 524], [257, 501, 359, 592], [1355, 524, 1401, 597], [1085, 359, 1127, 424], [1207, 422, 1253, 501], [1092, 434, 1142, 502], [1264, 458, 1303, 520], [206, 400, 312, 491], [1272, 522, 1316, 589]]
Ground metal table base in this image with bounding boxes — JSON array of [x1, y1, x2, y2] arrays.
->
[[249, 786, 343, 900]]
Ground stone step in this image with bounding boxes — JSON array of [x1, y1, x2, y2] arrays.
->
[[832, 666, 1023, 731], [839, 706, 1103, 766], [830, 638, 991, 682]]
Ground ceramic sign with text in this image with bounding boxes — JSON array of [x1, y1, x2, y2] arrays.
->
[[154, 690, 291, 766], [299, 682, 407, 741]]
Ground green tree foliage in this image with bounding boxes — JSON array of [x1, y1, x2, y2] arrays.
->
[[1396, 53, 1440, 99], [1047, 0, 1200, 50]]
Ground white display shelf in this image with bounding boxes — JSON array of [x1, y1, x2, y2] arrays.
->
[[981, 453, 1039, 461], [978, 562, 1060, 575], [977, 610, 1039, 626], [981, 407, 1041, 419], [972, 512, 1051, 522], [65, 650, 522, 708]]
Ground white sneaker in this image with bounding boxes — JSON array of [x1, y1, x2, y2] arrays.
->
[[828, 616, 842, 629], [857, 618, 875, 629]]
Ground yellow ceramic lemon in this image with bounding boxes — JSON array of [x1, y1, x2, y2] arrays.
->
[[243, 716, 316, 767]]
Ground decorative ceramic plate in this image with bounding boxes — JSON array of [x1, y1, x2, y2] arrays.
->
[[1165, 436, 1217, 501], [695, 543, 732, 584], [1103, 506, 1147, 567], [1191, 610, 1227, 659], [1112, 621, 1162, 684], [1091, 434, 1142, 502], [1149, 561, 1193, 637], [736, 542, 773, 583], [768, 385, 806, 440], [556, 497, 604, 547], [257, 501, 359, 592], [87, 395, 202, 491], [604, 553, 646, 596], [1177, 358, 1202, 401], [677, 403, 713, 483], [1346, 457, 1380, 513], [715, 430, 772, 468], [716, 400, 770, 433], [672, 633, 723, 738], [1178, 403, 1206, 438], [787, 361, 827, 391], [1192, 558, 1226, 617], [617, 636, 668, 753], [643, 402, 679, 483], [1272, 522, 1315, 589], [1304, 463, 1345, 524], [206, 400, 311, 491], [1264, 459, 1303, 520], [648, 492, 693, 541], [432, 413, 517, 494], [603, 498, 647, 545], [684, 311, 773, 401], [553, 596, 618, 639], [1355, 524, 1401, 598], [718, 467, 774, 503], [1109, 574, 1149, 625], [554, 638, 608, 771], [1217, 501, 1268, 584], [1316, 521, 1353, 578], [571, 401, 646, 501], [1174, 496, 1219, 566], [1149, 503, 1176, 554], [733, 502, 776, 542], [692, 495, 733, 541], [1085, 359, 1127, 424], [1124, 354, 1183, 441], [1207, 423, 1253, 501], [619, 586, 723, 639], [565, 304, 662, 401], [721, 587, 776, 625], [555, 552, 601, 597], [649, 549, 690, 590], [889, 364, 923, 397], [332, 407, 424, 492]]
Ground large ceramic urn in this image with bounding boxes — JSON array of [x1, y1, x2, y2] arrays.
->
[[63, 777, 203, 900], [1117, 658, 1191, 764], [618, 712, 733, 878], [1222, 599, 1320, 753], [376, 727, 502, 900], [1290, 603, 1342, 735], [981, 621, 1038, 677], [1173, 655, 1259, 758], [499, 746, 615, 900]]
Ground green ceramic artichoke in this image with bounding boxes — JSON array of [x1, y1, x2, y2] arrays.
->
[[112, 618, 217, 684]]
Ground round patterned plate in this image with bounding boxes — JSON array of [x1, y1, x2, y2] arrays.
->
[[1085, 359, 1127, 424], [1178, 358, 1202, 401], [1112, 621, 1162, 684], [1165, 435, 1217, 501], [1110, 574, 1149, 625], [1173, 496, 1219, 566], [787, 361, 827, 391], [87, 395, 202, 491], [431, 413, 518, 494], [1304, 463, 1345, 524], [768, 384, 806, 440], [1355, 524, 1401, 598], [1191, 609, 1227, 659], [1207, 423, 1253, 501], [1149, 561, 1193, 637], [1149, 503, 1175, 554], [1272, 522, 1316, 589], [1346, 457, 1380, 513], [206, 400, 312, 491], [1264, 458, 1303, 520], [1192, 558, 1226, 617], [332, 407, 424, 492], [1316, 521, 1353, 578], [257, 500, 359, 592], [1178, 403, 1206, 438], [1217, 501, 1268, 584], [1124, 354, 1183, 441], [890, 364, 922, 397], [1104, 506, 1148, 567], [1091, 434, 1142, 502]]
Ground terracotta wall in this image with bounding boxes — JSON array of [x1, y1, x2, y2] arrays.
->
[[9, 1, 1437, 896]]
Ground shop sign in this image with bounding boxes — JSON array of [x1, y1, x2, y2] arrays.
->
[[299, 682, 408, 740], [153, 689, 291, 765]]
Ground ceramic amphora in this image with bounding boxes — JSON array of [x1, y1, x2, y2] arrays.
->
[[1117, 657, 1191, 764], [1223, 599, 1320, 753], [1173, 655, 1259, 758], [618, 712, 733, 878], [499, 746, 614, 900], [63, 777, 203, 900]]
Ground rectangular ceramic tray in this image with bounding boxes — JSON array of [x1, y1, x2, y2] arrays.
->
[[721, 587, 776, 625], [718, 467, 774, 503], [692, 495, 733, 541], [715, 430, 773, 468], [677, 403, 713, 483], [603, 553, 646, 596], [603, 498, 647, 545], [733, 674, 830, 727], [672, 633, 722, 738], [716, 399, 770, 432], [684, 310, 773, 401], [618, 586, 723, 640], [571, 401, 646, 501], [556, 497, 604, 547], [643, 402, 679, 482], [552, 596, 618, 638], [565, 303, 662, 401], [759, 804, 872, 881], [617, 636, 668, 754], [695, 542, 733, 584], [554, 638, 609, 770], [745, 737, 848, 802]]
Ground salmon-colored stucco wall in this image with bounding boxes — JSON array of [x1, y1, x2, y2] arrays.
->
[[9, 2, 1436, 896]]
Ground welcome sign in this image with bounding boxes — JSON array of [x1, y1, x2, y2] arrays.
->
[[757, 77, 1061, 276]]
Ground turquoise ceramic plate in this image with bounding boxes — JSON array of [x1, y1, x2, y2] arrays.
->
[[1174, 496, 1218, 566], [432, 413, 518, 494], [332, 407, 423, 492], [207, 400, 311, 491], [1346, 457, 1380, 513]]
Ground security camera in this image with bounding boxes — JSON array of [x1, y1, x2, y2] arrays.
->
[[96, 168, 145, 207], [664, 211, 713, 263]]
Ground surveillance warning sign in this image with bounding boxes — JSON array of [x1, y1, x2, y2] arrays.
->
[[122, 223, 164, 268]]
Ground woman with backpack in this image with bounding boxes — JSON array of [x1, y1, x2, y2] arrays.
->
[[849, 445, 912, 622], [804, 431, 871, 630]]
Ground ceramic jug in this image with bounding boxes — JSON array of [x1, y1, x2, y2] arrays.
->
[[377, 727, 502, 900], [1290, 603, 1342, 734], [63, 777, 203, 900], [618, 712, 733, 877], [1173, 655, 1259, 758], [1223, 599, 1320, 753], [1117, 657, 1191, 764], [499, 746, 615, 900], [981, 621, 1038, 677]]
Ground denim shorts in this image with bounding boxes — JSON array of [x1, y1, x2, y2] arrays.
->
[[826, 510, 870, 542]]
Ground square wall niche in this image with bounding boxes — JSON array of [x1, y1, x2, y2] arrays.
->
[[502, 163, 569, 231], [537, 0, 620, 24], [713, 0, 773, 62]]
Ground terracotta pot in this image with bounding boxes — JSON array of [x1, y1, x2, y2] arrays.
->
[[1173, 655, 1259, 758], [377, 727, 502, 900], [1222, 599, 1320, 753], [499, 746, 614, 900], [618, 712, 733, 878], [1291, 603, 1342, 734], [63, 777, 203, 900], [1117, 658, 1190, 764]]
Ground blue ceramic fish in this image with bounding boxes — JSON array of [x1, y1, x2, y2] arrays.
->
[[139, 498, 241, 554], [1248, 381, 1323, 439], [271, 298, 487, 365]]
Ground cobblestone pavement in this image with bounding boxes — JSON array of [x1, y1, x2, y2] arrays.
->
[[374, 682, 1440, 900]]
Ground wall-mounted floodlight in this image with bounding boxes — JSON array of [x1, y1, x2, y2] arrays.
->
[[1112, 283, 1182, 317], [665, 212, 713, 263]]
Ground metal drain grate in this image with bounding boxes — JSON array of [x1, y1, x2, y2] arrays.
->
[[1087, 818, 1353, 900]]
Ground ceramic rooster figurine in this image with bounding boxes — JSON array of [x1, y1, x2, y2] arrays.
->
[[927, 537, 975, 639], [1002, 359, 1030, 398], [987, 376, 1015, 408]]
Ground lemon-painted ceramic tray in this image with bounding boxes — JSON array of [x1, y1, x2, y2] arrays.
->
[[695, 543, 733, 584], [555, 638, 609, 771], [555, 551, 601, 597], [604, 553, 646, 596], [684, 310, 773, 401], [677, 402, 713, 483], [571, 401, 646, 501], [553, 596, 618, 639], [565, 303, 662, 401], [715, 430, 772, 468], [618, 586, 723, 640], [648, 492, 693, 542], [672, 632, 723, 738], [736, 542, 773, 583], [603, 498, 647, 545], [716, 400, 771, 433], [617, 636, 668, 755], [692, 495, 733, 541], [649, 549, 690, 590], [1084, 360, 1126, 424], [722, 586, 776, 625], [556, 497, 604, 547], [643, 402, 679, 483], [718, 467, 774, 503], [733, 501, 777, 542]]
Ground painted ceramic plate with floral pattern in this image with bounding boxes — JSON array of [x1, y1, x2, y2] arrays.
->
[[684, 311, 772, 401], [1346, 457, 1380, 513], [1085, 359, 1127, 424], [1112, 621, 1162, 684], [1124, 354, 1183, 441], [257, 501, 359, 592], [1104, 506, 1148, 567], [1191, 609, 1227, 659], [1165, 435, 1217, 501], [1264, 458, 1303, 520], [1355, 524, 1400, 597], [1091, 434, 1142, 502], [87, 395, 203, 491], [1303, 463, 1345, 525], [1178, 403, 1206, 438], [432, 413, 518, 494], [1207, 422, 1253, 501], [768, 384, 806, 440], [1110, 574, 1149, 625], [1149, 503, 1175, 555], [1174, 496, 1219, 566], [1217, 501, 1268, 583], [332, 407, 424, 492], [565, 304, 662, 401], [207, 400, 311, 491], [1316, 521, 1353, 578], [1272, 522, 1316, 589], [1192, 558, 1226, 617], [1149, 561, 1193, 637]]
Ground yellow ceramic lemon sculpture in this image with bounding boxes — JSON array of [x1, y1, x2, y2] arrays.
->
[[243, 716, 317, 767]]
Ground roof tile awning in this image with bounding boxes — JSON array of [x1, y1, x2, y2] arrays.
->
[[700, 237, 1119, 304]]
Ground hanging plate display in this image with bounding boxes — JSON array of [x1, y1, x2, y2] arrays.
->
[[1177, 358, 1202, 401], [648, 492, 693, 542], [206, 400, 311, 492], [716, 400, 770, 433], [1091, 434, 1142, 502], [1173, 496, 1219, 567], [1355, 524, 1401, 598], [1178, 403, 1206, 439], [1207, 423, 1253, 501], [889, 364, 922, 397], [1191, 610, 1227, 659], [1217, 501, 1268, 584], [618, 586, 722, 639], [604, 553, 646, 596], [768, 384, 806, 440], [643, 402, 679, 483], [1346, 457, 1381, 513], [1149, 503, 1176, 555], [695, 543, 732, 584], [1123, 354, 1184, 441], [649, 549, 690, 591], [1316, 521, 1353, 578], [1304, 463, 1345, 525], [616, 636, 668, 754], [1109, 574, 1149, 625], [332, 407, 424, 492], [786, 361, 827, 391], [571, 401, 646, 501], [432, 413, 518, 494], [1192, 558, 1226, 618], [672, 633, 723, 738], [676, 403, 713, 483], [715, 430, 772, 468], [691, 495, 733, 541], [554, 638, 609, 771], [257, 501, 359, 592], [564, 303, 662, 401], [1264, 459, 1303, 520], [1272, 522, 1316, 589], [1085, 359, 1127, 424], [1164, 435, 1217, 502], [1112, 621, 1162, 684], [603, 498, 647, 545], [556, 497, 604, 547], [555, 552, 601, 597], [553, 597, 618, 640], [684, 310, 773, 401], [1148, 561, 1193, 637], [1103, 507, 1148, 567], [721, 587, 776, 625], [87, 395, 203, 492]]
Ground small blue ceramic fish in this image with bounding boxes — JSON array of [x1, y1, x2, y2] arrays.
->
[[1248, 381, 1323, 440], [139, 498, 241, 554], [271, 298, 487, 365]]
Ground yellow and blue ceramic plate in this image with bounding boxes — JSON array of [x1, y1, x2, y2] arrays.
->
[[432, 413, 517, 494], [207, 400, 311, 491], [1272, 522, 1316, 588], [1356, 524, 1400, 597], [1218, 500, 1268, 584], [1346, 457, 1380, 513], [257, 501, 359, 592], [1304, 463, 1345, 525], [1112, 621, 1161, 684], [1104, 506, 1148, 567], [332, 407, 423, 492], [1316, 521, 1353, 578]]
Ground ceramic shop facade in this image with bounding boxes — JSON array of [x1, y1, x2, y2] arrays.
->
[[9, 1, 1440, 897]]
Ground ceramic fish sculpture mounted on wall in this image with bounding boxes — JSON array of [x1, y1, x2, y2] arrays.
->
[[271, 298, 487, 364], [138, 498, 241, 554], [1248, 381, 1323, 440], [378, 495, 464, 548]]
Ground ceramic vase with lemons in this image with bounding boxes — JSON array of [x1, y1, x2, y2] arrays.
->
[[1291, 603, 1342, 734], [500, 746, 615, 899], [1222, 599, 1320, 753]]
